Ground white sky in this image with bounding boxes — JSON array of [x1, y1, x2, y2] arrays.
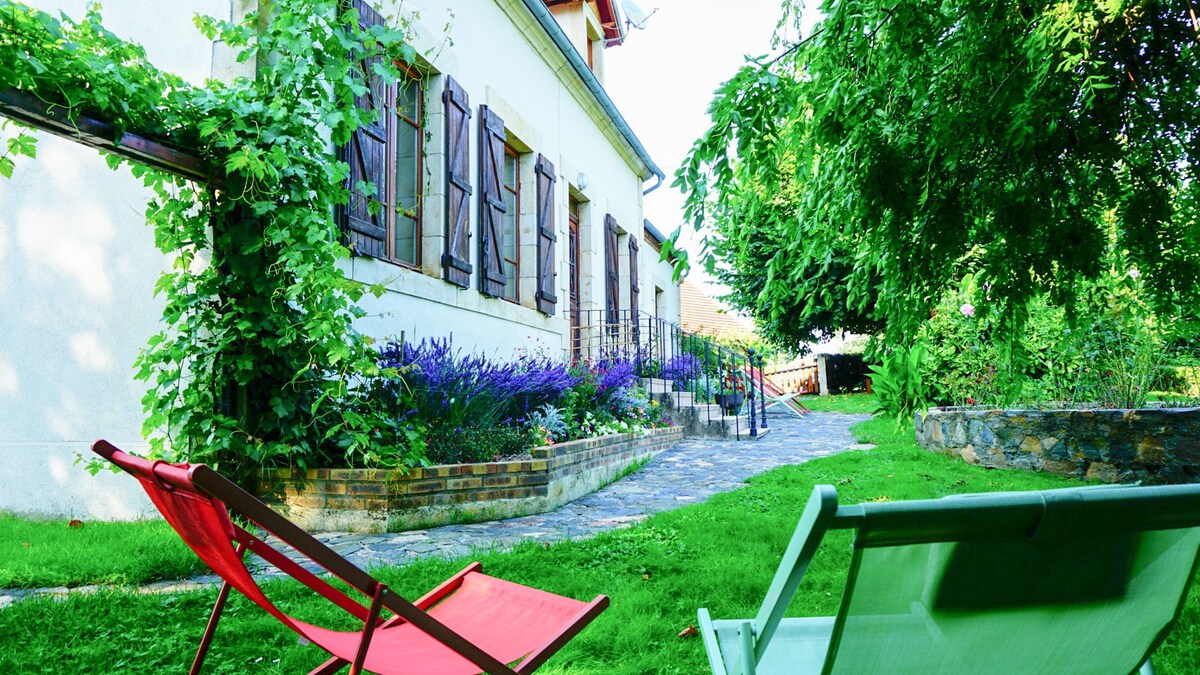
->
[[604, 0, 816, 289]]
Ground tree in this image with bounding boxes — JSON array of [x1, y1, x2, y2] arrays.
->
[[677, 0, 1200, 347]]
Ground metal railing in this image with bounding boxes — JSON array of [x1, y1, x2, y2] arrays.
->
[[573, 310, 768, 439]]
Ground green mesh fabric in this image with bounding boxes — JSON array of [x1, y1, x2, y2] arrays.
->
[[827, 528, 1200, 674]]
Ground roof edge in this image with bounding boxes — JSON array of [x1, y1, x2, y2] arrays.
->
[[519, 0, 663, 183]]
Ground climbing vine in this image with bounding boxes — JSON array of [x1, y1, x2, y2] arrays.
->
[[0, 0, 424, 478]]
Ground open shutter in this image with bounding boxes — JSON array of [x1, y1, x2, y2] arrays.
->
[[443, 76, 472, 287], [478, 105, 507, 297], [629, 234, 641, 344], [605, 214, 620, 325], [629, 235, 640, 314], [535, 154, 558, 315], [339, 0, 391, 259]]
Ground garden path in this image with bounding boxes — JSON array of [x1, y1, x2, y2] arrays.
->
[[1, 411, 870, 607], [309, 410, 872, 570]]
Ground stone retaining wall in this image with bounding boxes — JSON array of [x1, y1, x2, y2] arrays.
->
[[256, 426, 684, 533], [915, 406, 1200, 484]]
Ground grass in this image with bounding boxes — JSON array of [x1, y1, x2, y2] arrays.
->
[[0, 514, 204, 588], [2, 417, 1198, 673], [796, 391, 878, 414]]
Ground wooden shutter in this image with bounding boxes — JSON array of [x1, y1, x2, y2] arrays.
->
[[629, 235, 640, 314], [535, 154, 558, 315], [478, 105, 507, 297], [339, 0, 391, 259], [605, 214, 620, 325], [442, 76, 472, 287]]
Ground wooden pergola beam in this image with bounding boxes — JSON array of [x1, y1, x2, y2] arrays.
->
[[0, 87, 220, 186]]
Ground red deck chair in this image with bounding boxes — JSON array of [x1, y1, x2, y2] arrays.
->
[[742, 365, 812, 417], [93, 440, 608, 675]]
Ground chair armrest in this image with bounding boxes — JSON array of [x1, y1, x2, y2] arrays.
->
[[752, 485, 840, 663]]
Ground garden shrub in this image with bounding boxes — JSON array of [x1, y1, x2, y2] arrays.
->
[[916, 269, 1169, 409], [423, 426, 540, 465]]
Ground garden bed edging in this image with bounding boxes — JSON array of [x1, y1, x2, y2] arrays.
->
[[915, 406, 1200, 484], [256, 426, 684, 533]]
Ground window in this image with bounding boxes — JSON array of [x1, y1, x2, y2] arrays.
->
[[392, 67, 423, 267], [340, 5, 426, 270], [500, 144, 520, 302]]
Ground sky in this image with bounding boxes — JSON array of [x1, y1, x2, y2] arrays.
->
[[603, 0, 815, 289]]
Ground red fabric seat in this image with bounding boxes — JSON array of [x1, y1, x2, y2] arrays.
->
[[93, 440, 608, 675]]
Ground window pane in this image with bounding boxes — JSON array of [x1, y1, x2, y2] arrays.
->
[[504, 151, 517, 188], [503, 260, 518, 301], [397, 81, 420, 121], [395, 214, 418, 264], [503, 191, 518, 261], [394, 118, 420, 265]]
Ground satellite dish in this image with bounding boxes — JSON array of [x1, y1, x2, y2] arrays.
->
[[622, 0, 656, 30]]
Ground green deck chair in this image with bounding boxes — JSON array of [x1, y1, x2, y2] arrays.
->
[[698, 483, 1200, 674]]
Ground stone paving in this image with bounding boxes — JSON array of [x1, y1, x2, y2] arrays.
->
[[1, 410, 870, 606]]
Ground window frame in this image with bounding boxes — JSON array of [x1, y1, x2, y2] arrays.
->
[[500, 143, 521, 303], [386, 62, 424, 269]]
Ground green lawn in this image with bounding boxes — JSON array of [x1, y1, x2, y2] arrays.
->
[[0, 514, 204, 588], [795, 392, 878, 414], [1, 415, 1197, 673]]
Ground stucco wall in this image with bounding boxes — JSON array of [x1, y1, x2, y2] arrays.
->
[[0, 0, 229, 518]]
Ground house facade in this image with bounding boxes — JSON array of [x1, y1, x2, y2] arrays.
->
[[0, 0, 681, 518]]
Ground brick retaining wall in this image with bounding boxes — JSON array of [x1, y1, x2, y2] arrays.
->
[[915, 406, 1200, 484], [256, 426, 684, 533]]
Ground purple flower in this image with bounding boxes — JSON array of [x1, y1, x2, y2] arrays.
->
[[378, 336, 578, 427], [661, 354, 702, 384]]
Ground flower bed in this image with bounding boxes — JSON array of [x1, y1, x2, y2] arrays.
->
[[257, 426, 683, 533], [915, 405, 1200, 484]]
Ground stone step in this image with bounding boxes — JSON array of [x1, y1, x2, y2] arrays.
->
[[639, 377, 675, 392], [708, 415, 771, 441]]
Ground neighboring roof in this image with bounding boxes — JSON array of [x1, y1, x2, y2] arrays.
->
[[543, 0, 625, 43], [643, 219, 666, 246], [521, 0, 663, 186], [679, 280, 758, 342]]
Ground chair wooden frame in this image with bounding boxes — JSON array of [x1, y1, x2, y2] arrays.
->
[[93, 440, 608, 675]]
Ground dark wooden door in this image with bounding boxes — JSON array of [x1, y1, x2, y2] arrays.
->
[[569, 202, 581, 359]]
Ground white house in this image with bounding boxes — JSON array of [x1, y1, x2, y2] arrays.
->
[[0, 0, 681, 518]]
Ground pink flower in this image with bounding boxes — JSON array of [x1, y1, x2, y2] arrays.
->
[[1128, 268, 1141, 279], [960, 303, 975, 317]]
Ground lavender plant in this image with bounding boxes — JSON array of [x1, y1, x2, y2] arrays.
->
[[378, 337, 578, 430], [661, 354, 703, 391]]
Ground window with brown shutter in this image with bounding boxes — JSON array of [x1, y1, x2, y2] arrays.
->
[[443, 76, 472, 287], [535, 154, 558, 315], [338, 2, 423, 267], [339, 0, 390, 259], [478, 105, 508, 298], [605, 214, 620, 326]]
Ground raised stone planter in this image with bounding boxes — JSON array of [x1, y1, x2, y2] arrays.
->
[[915, 406, 1200, 484], [256, 426, 683, 533]]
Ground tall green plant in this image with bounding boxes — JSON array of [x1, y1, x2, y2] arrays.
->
[[869, 343, 931, 426]]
